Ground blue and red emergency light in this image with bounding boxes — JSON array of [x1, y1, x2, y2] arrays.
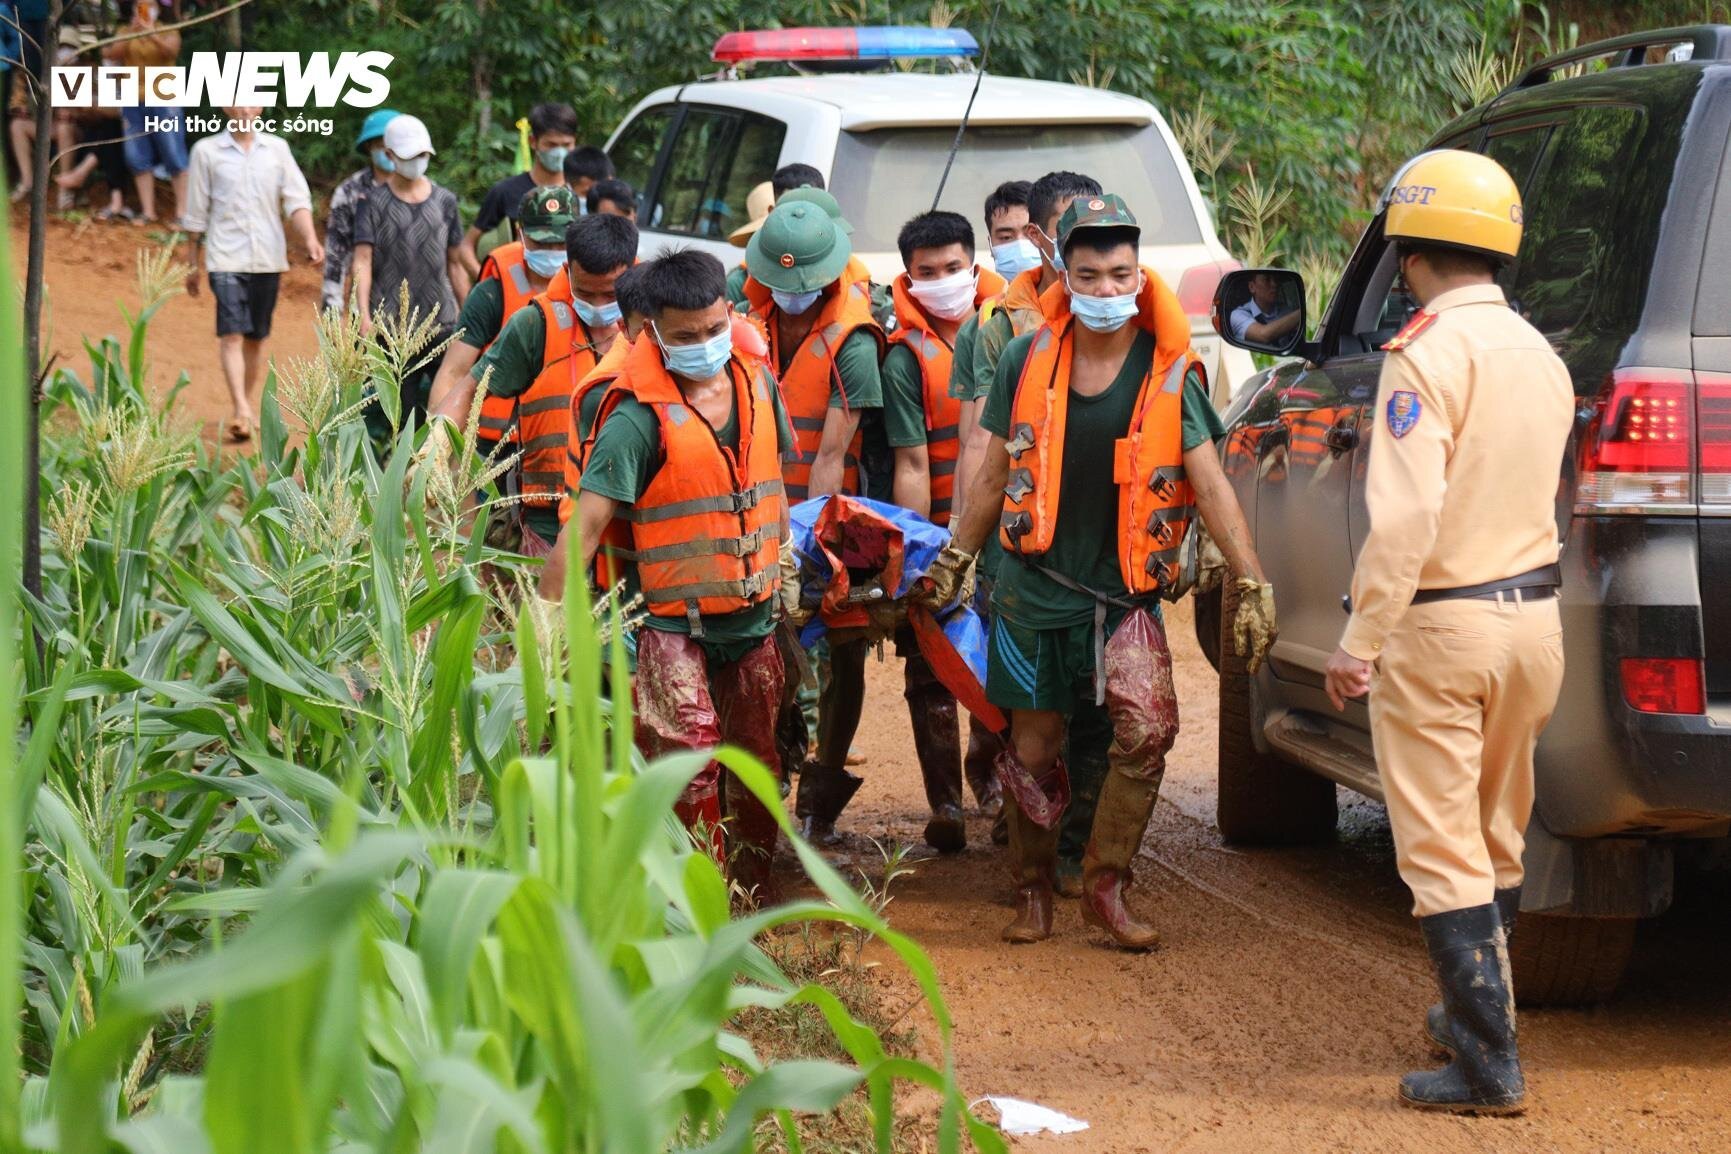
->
[[712, 26, 980, 65]]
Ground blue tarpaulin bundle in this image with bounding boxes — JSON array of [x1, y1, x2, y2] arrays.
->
[[789, 495, 1005, 734]]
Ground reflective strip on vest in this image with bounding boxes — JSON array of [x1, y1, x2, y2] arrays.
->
[[620, 478, 785, 524]]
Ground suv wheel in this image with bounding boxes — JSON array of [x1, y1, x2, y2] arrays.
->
[[1216, 581, 1337, 844], [1510, 913, 1638, 1006]]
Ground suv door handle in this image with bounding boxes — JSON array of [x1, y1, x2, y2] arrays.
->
[[1324, 422, 1360, 454]]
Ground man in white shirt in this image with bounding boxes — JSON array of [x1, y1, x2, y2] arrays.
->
[[1228, 270, 1301, 346], [180, 106, 323, 443]]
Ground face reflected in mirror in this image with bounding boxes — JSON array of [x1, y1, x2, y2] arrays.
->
[[1218, 268, 1305, 354]]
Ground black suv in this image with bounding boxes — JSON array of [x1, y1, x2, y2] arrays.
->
[[1201, 27, 1731, 1003]]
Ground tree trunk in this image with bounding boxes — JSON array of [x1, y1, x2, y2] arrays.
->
[[22, 1, 62, 609], [472, 0, 492, 136], [225, 4, 242, 50]]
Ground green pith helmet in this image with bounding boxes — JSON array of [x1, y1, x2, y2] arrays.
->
[[776, 186, 854, 235], [1056, 192, 1139, 256], [746, 201, 854, 293], [518, 185, 577, 244]]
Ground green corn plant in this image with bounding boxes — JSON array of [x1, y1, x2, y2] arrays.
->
[[3, 146, 29, 1154]]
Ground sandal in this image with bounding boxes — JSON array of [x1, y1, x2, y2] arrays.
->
[[95, 206, 135, 222], [226, 417, 254, 443], [132, 213, 159, 228]]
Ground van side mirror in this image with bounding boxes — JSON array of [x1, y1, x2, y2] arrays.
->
[[1213, 268, 1306, 356]]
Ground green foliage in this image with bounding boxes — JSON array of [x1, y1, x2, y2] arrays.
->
[[9, 260, 1001, 1151]]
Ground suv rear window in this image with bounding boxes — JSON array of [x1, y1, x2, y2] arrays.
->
[[1507, 105, 1646, 334], [829, 123, 1202, 254]]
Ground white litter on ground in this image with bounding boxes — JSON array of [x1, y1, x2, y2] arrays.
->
[[972, 1096, 1090, 1135]]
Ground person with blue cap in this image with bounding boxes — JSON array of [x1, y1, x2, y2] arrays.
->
[[321, 107, 400, 314]]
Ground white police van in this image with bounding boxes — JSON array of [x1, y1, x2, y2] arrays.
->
[[603, 26, 1255, 402]]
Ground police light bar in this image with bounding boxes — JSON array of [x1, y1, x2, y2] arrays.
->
[[712, 26, 980, 65]]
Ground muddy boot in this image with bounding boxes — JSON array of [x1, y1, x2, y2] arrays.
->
[[1427, 887, 1520, 1055], [674, 780, 725, 870], [793, 759, 863, 846], [1080, 769, 1162, 950], [906, 674, 965, 854], [724, 771, 782, 906], [1401, 904, 1526, 1115], [774, 700, 809, 802], [1002, 802, 1058, 944], [1057, 702, 1112, 899]]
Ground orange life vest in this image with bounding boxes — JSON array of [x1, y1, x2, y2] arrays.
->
[[474, 242, 539, 451], [744, 262, 884, 502], [591, 337, 786, 629], [980, 265, 1054, 340], [518, 267, 613, 509], [886, 267, 1006, 525], [998, 268, 1204, 597]]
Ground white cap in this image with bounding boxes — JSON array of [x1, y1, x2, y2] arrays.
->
[[383, 114, 435, 159]]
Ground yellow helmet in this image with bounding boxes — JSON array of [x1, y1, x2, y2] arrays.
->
[[1380, 149, 1522, 262]]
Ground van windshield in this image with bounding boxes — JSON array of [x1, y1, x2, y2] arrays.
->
[[830, 123, 1202, 254]]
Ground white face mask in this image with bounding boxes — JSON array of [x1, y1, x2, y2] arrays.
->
[[393, 154, 430, 180], [906, 267, 977, 320]]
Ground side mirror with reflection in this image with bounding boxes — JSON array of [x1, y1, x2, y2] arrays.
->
[[1212, 268, 1307, 356]]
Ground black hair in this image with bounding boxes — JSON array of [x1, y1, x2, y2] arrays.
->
[[1062, 225, 1139, 263], [527, 102, 578, 139], [896, 210, 975, 267], [772, 163, 825, 197], [1028, 171, 1102, 235], [565, 213, 638, 274], [984, 180, 1032, 230], [564, 145, 615, 184], [586, 177, 636, 214], [638, 248, 728, 315], [612, 263, 651, 321], [1395, 241, 1503, 277]]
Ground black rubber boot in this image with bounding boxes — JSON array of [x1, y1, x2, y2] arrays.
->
[[793, 759, 863, 846], [1427, 886, 1520, 1055], [1400, 903, 1526, 1115], [905, 662, 966, 854]]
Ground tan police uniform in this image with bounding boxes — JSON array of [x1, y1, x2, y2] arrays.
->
[[1340, 283, 1574, 917]]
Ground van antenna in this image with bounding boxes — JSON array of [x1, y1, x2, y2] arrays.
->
[[930, 0, 1001, 212]]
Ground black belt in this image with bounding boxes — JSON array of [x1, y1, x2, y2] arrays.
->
[[1409, 564, 1561, 605]]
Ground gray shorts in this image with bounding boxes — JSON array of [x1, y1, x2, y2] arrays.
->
[[209, 272, 281, 339]]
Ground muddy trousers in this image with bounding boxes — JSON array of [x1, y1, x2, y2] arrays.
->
[[1370, 596, 1564, 917], [632, 629, 786, 897], [895, 626, 963, 815]]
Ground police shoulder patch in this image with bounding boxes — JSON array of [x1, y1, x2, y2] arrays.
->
[[1381, 309, 1437, 352], [1387, 390, 1422, 438]]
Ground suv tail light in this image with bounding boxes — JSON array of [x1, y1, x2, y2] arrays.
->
[[1177, 258, 1242, 317], [1575, 369, 1695, 511], [1620, 657, 1705, 714], [1699, 370, 1731, 506]]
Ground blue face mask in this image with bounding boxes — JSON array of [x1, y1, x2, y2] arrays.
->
[[523, 248, 568, 278], [992, 238, 1042, 278], [1037, 226, 1065, 272], [574, 297, 622, 328], [535, 146, 570, 172], [771, 287, 821, 315], [370, 148, 395, 174], [1066, 274, 1142, 333], [655, 324, 734, 380]]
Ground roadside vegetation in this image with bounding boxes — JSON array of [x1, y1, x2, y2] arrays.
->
[[0, 229, 1001, 1152]]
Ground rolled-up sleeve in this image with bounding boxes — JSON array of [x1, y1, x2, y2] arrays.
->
[[278, 141, 313, 218]]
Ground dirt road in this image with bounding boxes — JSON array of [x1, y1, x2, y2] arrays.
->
[[21, 214, 1731, 1151], [840, 599, 1731, 1152]]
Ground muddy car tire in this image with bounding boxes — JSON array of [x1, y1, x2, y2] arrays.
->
[[1510, 912, 1637, 1005], [1193, 584, 1222, 672], [1216, 583, 1337, 845]]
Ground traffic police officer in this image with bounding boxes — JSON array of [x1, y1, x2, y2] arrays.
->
[[1324, 150, 1574, 1115]]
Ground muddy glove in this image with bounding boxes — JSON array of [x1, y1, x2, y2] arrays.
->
[[1233, 577, 1278, 675], [778, 537, 812, 626], [1195, 525, 1227, 595], [916, 542, 977, 610]]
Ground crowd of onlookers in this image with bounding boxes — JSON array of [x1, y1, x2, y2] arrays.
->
[[5, 1, 189, 221]]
